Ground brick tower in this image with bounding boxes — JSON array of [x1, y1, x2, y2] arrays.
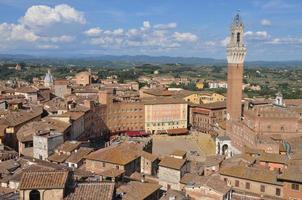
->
[[226, 13, 247, 125]]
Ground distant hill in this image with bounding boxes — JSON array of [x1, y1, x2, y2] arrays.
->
[[0, 54, 301, 68]]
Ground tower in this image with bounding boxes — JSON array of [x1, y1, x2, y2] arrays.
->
[[44, 69, 54, 88], [226, 13, 247, 124]]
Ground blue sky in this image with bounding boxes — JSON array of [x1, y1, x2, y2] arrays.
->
[[0, 0, 302, 61]]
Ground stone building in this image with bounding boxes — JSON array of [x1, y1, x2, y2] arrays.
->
[[48, 141, 81, 164], [183, 92, 225, 104], [189, 101, 226, 134], [17, 118, 70, 157], [33, 131, 64, 160], [19, 170, 72, 200], [220, 165, 284, 199], [54, 79, 71, 98], [19, 170, 115, 200], [143, 97, 188, 134], [0, 107, 43, 150], [15, 87, 38, 103], [99, 90, 145, 134], [278, 165, 302, 200], [158, 156, 188, 191], [75, 71, 91, 86], [180, 174, 232, 200], [117, 181, 161, 200], [140, 151, 159, 176], [49, 111, 85, 140], [85, 145, 141, 176], [65, 147, 93, 169], [223, 13, 302, 154]]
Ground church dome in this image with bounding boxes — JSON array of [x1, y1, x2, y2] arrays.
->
[[44, 69, 54, 87]]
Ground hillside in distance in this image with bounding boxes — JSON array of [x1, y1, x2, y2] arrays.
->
[[0, 54, 301, 68]]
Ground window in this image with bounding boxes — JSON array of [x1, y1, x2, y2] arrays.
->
[[245, 182, 250, 190], [235, 180, 239, 187], [224, 178, 228, 182], [237, 32, 240, 43], [25, 142, 33, 148], [276, 188, 281, 196], [260, 185, 265, 192], [102, 162, 106, 167], [116, 165, 119, 169], [291, 183, 300, 191]]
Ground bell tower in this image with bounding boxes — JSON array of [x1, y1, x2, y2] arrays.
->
[[226, 13, 247, 124]]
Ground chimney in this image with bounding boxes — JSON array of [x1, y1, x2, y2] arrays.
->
[[141, 174, 145, 183]]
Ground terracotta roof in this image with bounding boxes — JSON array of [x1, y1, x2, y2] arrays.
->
[[117, 181, 161, 200], [140, 151, 158, 162], [129, 172, 158, 184], [160, 189, 187, 200], [15, 86, 37, 93], [64, 182, 114, 200], [191, 101, 226, 110], [142, 97, 187, 105], [284, 99, 302, 106], [73, 88, 99, 94], [44, 97, 67, 112], [159, 156, 186, 170], [258, 153, 288, 164], [19, 170, 69, 190], [220, 165, 283, 186], [59, 111, 85, 121], [204, 155, 225, 167], [48, 153, 70, 163], [57, 141, 81, 153], [66, 147, 93, 164], [4, 107, 43, 127], [167, 128, 189, 135], [54, 79, 68, 85], [98, 168, 125, 178], [181, 174, 231, 194], [170, 150, 187, 157], [0, 160, 20, 174], [17, 118, 70, 142], [142, 89, 173, 96], [85, 145, 140, 165], [278, 165, 302, 183]]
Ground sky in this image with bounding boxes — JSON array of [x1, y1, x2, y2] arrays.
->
[[0, 0, 302, 61]]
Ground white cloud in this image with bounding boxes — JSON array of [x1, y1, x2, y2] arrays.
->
[[261, 19, 272, 26], [0, 4, 85, 50], [173, 32, 198, 42], [220, 37, 230, 47], [21, 4, 86, 28], [154, 22, 177, 29], [245, 31, 269, 40], [46, 35, 75, 43], [267, 37, 302, 44], [0, 23, 39, 42], [84, 21, 198, 50], [143, 21, 151, 29], [37, 44, 59, 49], [205, 37, 230, 47], [84, 27, 103, 37]]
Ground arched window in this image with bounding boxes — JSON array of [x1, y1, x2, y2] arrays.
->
[[237, 32, 240, 43], [29, 190, 40, 200]]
